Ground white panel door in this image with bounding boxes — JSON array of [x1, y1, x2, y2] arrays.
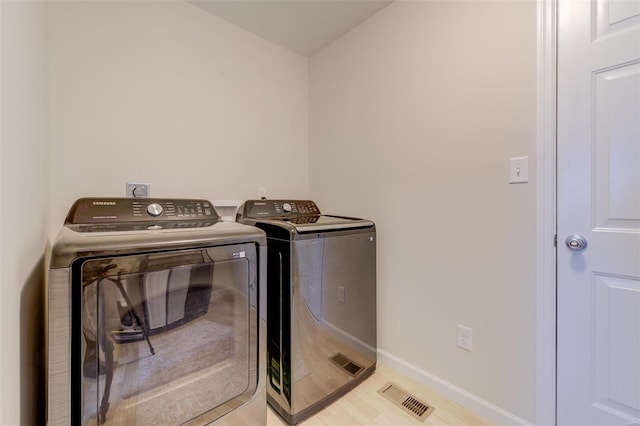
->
[[557, 0, 640, 425]]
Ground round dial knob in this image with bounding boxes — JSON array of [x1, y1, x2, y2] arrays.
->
[[146, 203, 163, 217], [282, 202, 292, 213]]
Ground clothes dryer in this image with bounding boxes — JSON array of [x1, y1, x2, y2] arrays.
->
[[237, 199, 376, 425], [47, 197, 266, 426]]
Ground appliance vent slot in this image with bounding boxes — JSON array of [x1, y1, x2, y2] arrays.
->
[[329, 352, 363, 377], [377, 382, 434, 422]]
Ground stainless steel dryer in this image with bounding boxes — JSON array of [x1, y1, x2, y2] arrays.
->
[[237, 199, 376, 425], [47, 197, 266, 426]]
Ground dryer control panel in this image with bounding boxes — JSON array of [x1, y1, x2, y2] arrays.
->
[[65, 197, 219, 232], [240, 199, 320, 219]]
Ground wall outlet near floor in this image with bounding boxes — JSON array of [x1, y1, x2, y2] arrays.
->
[[457, 324, 473, 351]]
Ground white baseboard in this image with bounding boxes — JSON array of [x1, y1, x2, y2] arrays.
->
[[377, 349, 535, 426]]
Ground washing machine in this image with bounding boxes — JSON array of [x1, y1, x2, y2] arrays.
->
[[237, 199, 376, 425], [47, 197, 266, 426]]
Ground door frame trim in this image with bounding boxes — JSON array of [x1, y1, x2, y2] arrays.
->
[[536, 0, 557, 424]]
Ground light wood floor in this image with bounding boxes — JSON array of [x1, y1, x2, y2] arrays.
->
[[266, 363, 492, 426]]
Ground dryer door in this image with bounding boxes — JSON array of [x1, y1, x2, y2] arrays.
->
[[75, 243, 258, 425]]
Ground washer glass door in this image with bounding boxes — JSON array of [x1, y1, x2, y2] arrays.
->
[[76, 244, 258, 425]]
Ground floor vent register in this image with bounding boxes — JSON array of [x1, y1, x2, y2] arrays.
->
[[377, 382, 434, 422]]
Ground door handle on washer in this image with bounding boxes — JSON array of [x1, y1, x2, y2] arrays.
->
[[278, 252, 284, 392]]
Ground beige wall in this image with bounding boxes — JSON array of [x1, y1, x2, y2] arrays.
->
[[0, 1, 308, 424], [0, 1, 48, 424], [47, 0, 309, 236], [3, 0, 540, 423], [309, 1, 537, 422]]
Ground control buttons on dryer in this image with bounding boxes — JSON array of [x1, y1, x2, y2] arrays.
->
[[282, 203, 292, 213], [146, 203, 164, 217]]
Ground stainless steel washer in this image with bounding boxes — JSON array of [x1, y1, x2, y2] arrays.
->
[[47, 197, 266, 425], [237, 199, 376, 425]]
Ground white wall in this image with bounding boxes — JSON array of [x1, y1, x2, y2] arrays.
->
[[47, 0, 309, 236], [3, 1, 540, 423], [0, 1, 48, 424], [0, 1, 310, 423], [309, 1, 537, 423]]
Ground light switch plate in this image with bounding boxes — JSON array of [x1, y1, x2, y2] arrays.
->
[[509, 156, 529, 184]]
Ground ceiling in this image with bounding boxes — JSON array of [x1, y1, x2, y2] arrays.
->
[[190, 0, 394, 57]]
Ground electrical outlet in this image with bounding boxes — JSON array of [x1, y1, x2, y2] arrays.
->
[[457, 324, 473, 351], [338, 286, 345, 303], [126, 182, 150, 198]]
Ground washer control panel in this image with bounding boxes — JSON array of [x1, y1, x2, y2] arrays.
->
[[65, 197, 219, 231], [240, 199, 320, 219]]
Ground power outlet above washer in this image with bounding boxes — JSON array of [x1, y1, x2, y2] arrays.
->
[[126, 182, 150, 198]]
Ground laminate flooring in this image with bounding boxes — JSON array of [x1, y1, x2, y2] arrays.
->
[[266, 363, 493, 426]]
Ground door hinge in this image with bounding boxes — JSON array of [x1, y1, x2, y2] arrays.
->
[[554, 234, 557, 247]]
